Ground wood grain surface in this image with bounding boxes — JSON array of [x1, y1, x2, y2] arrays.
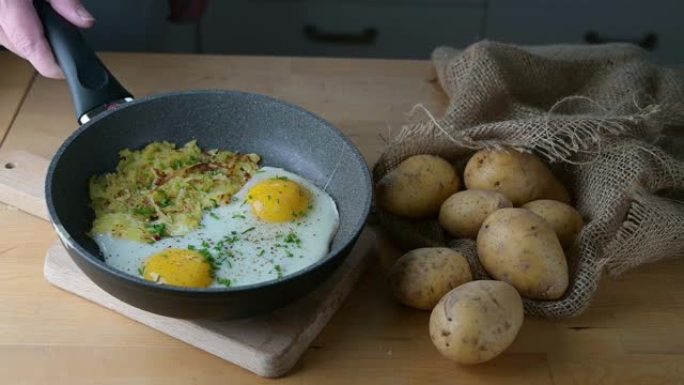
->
[[1, 52, 683, 385], [0, 52, 34, 145], [2, 53, 446, 165], [0, 150, 49, 220]]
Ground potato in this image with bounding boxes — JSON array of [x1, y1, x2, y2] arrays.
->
[[464, 149, 563, 206], [438, 189, 513, 239], [376, 155, 460, 218], [429, 280, 523, 364], [545, 179, 571, 204], [389, 248, 472, 310], [477, 208, 568, 300], [522, 200, 584, 247]]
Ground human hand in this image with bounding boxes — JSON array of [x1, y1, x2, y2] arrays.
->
[[0, 0, 94, 78]]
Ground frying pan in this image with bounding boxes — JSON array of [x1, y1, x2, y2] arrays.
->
[[36, 2, 372, 319]]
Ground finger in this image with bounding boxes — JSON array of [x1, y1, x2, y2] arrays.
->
[[0, 0, 64, 78], [0, 26, 18, 53], [49, 0, 95, 28]]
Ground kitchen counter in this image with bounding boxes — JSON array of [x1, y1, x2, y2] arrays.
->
[[1, 51, 683, 385], [0, 53, 34, 141]]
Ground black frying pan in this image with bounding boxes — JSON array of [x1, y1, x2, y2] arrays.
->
[[37, 2, 372, 319]]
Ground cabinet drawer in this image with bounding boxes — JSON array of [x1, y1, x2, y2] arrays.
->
[[81, 0, 196, 53], [486, 0, 684, 64], [202, 1, 485, 59]]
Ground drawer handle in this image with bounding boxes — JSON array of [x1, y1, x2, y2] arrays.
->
[[584, 31, 658, 51], [303, 25, 378, 45]]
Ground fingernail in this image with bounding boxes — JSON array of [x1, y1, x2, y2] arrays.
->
[[54, 67, 65, 79], [40, 66, 65, 79], [76, 6, 95, 22]]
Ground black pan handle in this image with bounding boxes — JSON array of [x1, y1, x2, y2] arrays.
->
[[35, 0, 133, 124]]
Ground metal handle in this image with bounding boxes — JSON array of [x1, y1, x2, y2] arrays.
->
[[584, 31, 658, 51], [303, 24, 378, 45], [34, 0, 133, 124]]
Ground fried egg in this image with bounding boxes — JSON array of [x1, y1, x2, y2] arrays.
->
[[92, 167, 340, 288]]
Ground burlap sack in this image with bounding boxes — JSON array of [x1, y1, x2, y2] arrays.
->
[[373, 41, 684, 318]]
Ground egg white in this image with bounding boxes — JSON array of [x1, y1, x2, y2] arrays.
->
[[93, 167, 340, 287]]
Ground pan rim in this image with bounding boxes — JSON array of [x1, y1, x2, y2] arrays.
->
[[45, 89, 372, 295]]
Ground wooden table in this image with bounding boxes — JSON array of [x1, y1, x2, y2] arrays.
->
[[1, 51, 683, 385]]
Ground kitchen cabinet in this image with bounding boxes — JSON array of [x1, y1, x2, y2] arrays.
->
[[78, 0, 485, 59], [485, 0, 684, 64], [201, 0, 486, 59], [74, 0, 684, 63], [80, 0, 196, 53]]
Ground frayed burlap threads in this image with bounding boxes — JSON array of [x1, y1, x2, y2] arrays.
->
[[373, 41, 684, 318]]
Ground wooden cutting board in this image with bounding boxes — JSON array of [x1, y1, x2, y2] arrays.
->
[[0, 150, 375, 378]]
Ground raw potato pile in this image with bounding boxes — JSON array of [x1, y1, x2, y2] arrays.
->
[[378, 149, 584, 364]]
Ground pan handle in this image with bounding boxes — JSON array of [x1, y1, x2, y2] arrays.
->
[[35, 0, 133, 125]]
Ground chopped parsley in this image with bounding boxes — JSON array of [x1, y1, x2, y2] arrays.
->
[[241, 226, 255, 234], [137, 265, 145, 276], [283, 232, 302, 247], [274, 264, 284, 278], [232, 213, 246, 219], [171, 159, 184, 170], [188, 237, 240, 271], [291, 210, 308, 219], [133, 206, 155, 217], [216, 277, 232, 287], [198, 247, 214, 262], [224, 232, 240, 244], [217, 254, 232, 269], [209, 212, 219, 219], [146, 223, 167, 238], [258, 249, 265, 256], [188, 243, 222, 276], [156, 191, 172, 208]]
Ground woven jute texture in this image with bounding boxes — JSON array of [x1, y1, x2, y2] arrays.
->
[[373, 41, 684, 318]]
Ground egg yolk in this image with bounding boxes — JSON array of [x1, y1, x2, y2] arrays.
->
[[143, 248, 213, 288], [247, 178, 310, 222]]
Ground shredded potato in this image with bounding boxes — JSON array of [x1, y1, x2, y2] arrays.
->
[[89, 141, 260, 243]]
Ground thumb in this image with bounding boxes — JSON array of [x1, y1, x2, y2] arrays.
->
[[48, 0, 95, 28]]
